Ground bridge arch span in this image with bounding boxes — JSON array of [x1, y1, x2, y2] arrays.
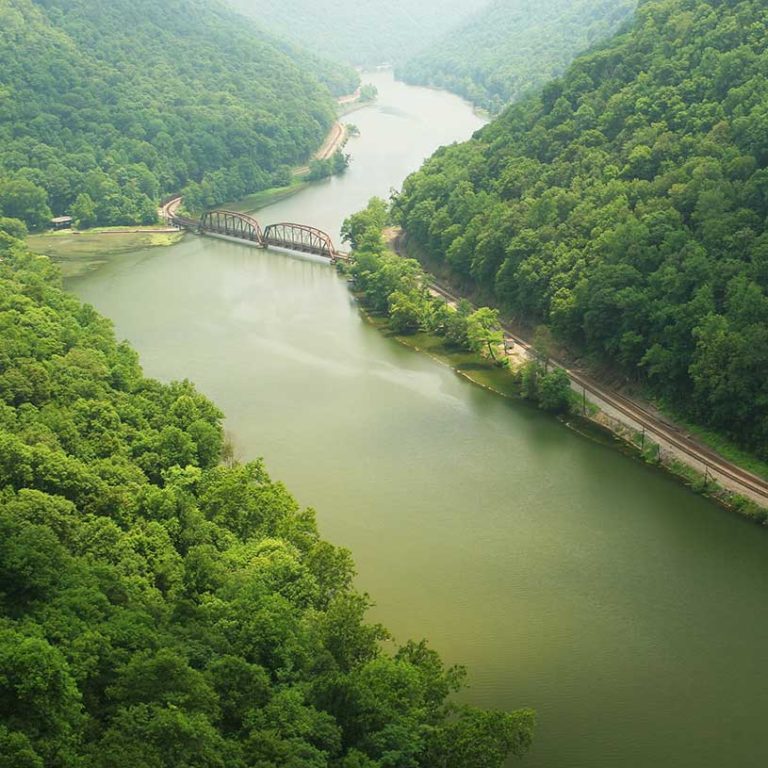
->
[[200, 210, 264, 243], [177, 208, 346, 261], [263, 222, 336, 260]]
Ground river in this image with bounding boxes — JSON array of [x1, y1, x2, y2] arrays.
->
[[66, 71, 768, 767]]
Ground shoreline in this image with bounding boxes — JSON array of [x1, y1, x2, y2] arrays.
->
[[27, 227, 185, 278], [27, 109, 362, 267], [383, 231, 768, 519], [357, 302, 767, 523]]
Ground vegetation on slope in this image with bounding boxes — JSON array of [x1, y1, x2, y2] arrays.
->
[[228, 0, 478, 67], [342, 199, 573, 414], [398, 0, 636, 114], [0, 223, 535, 766], [0, 0, 357, 229], [393, 0, 768, 457]]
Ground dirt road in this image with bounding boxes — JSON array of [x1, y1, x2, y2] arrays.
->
[[294, 122, 348, 176]]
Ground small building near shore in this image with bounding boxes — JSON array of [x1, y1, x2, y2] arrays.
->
[[50, 216, 73, 230]]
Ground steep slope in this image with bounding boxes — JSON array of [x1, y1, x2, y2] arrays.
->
[[0, 0, 355, 228], [393, 0, 768, 456], [228, 0, 480, 67], [398, 0, 637, 114]]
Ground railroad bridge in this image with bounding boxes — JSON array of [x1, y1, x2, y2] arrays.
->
[[170, 209, 347, 262]]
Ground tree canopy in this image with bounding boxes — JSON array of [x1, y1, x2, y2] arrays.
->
[[0, 229, 535, 764], [0, 0, 357, 228], [398, 0, 636, 114], [393, 0, 768, 456]]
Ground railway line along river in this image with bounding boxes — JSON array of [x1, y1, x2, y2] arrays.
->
[[66, 71, 768, 767]]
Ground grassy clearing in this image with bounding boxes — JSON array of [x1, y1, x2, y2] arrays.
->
[[225, 180, 309, 215], [27, 229, 184, 278], [400, 331, 522, 398]]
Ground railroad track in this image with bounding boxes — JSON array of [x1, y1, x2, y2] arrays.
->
[[159, 195, 183, 222], [427, 279, 768, 503]]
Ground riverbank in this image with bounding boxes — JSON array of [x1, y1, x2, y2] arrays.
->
[[364, 283, 768, 521], [27, 113, 359, 270], [225, 179, 310, 215], [27, 226, 184, 278], [63, 72, 768, 768], [214, 116, 358, 217], [387, 229, 768, 519]]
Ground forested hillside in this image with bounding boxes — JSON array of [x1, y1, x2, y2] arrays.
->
[[228, 0, 478, 67], [0, 0, 357, 229], [398, 0, 636, 114], [394, 0, 768, 456], [0, 225, 535, 765]]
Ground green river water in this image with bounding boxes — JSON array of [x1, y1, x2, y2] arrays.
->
[[66, 71, 768, 767]]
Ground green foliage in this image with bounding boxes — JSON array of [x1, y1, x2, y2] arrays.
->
[[394, 0, 768, 456], [0, 180, 51, 231], [0, 217, 27, 240], [537, 368, 572, 413], [0, 0, 353, 227], [344, 203, 506, 362], [344, 200, 434, 328], [0, 233, 534, 765], [307, 151, 350, 181], [398, 0, 636, 114], [428, 707, 536, 768], [359, 84, 378, 102], [466, 307, 503, 360]]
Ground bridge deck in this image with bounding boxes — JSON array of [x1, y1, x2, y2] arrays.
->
[[170, 210, 345, 261]]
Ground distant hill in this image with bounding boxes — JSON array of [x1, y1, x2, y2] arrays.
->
[[228, 0, 481, 67], [398, 0, 636, 113], [0, 0, 356, 228], [394, 0, 768, 456]]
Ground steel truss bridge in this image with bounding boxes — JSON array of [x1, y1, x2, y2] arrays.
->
[[170, 209, 346, 262]]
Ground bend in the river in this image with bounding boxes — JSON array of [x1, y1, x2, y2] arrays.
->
[[66, 71, 768, 768]]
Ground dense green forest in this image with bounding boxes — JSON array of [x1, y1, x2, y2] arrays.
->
[[0, 0, 357, 229], [398, 0, 636, 114], [0, 224, 535, 765], [228, 0, 478, 67], [393, 0, 768, 457]]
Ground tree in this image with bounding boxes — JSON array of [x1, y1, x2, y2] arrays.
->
[[537, 367, 571, 413], [0, 632, 83, 766], [0, 726, 43, 768], [532, 324, 556, 370], [467, 307, 503, 360], [359, 84, 378, 101], [342, 198, 388, 250], [71, 193, 97, 229], [430, 706, 535, 768], [388, 289, 424, 334], [0, 180, 51, 230], [0, 217, 27, 239], [443, 300, 473, 349], [393, 0, 768, 454]]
